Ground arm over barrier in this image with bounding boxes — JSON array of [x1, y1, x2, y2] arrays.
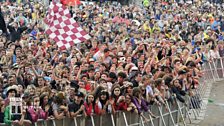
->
[[0, 59, 223, 126], [29, 59, 224, 126]]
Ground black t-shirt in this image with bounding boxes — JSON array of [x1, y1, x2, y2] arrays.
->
[[0, 112, 4, 123], [68, 101, 83, 115], [132, 79, 139, 88]]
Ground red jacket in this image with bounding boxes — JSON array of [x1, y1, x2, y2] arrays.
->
[[84, 102, 100, 116], [112, 98, 128, 111]]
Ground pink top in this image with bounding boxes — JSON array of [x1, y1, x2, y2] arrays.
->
[[28, 106, 48, 122]]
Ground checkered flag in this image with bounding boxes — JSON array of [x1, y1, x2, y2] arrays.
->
[[44, 2, 91, 50]]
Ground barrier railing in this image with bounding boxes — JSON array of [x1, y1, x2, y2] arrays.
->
[[1, 58, 224, 126]]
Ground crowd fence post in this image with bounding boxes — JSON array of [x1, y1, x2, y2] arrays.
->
[[183, 99, 192, 124], [140, 116, 145, 126], [219, 58, 224, 78], [157, 105, 167, 126], [148, 111, 155, 126], [74, 117, 77, 126], [187, 95, 198, 120], [122, 112, 129, 126], [212, 59, 220, 80], [190, 94, 200, 117], [175, 97, 187, 126], [164, 100, 176, 126], [208, 61, 216, 82], [90, 115, 95, 126]]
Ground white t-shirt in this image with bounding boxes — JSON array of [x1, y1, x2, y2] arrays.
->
[[146, 85, 153, 96]]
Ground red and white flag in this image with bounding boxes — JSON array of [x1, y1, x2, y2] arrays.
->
[[44, 2, 91, 50]]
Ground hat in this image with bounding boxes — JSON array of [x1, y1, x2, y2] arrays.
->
[[99, 78, 107, 83], [75, 92, 84, 97], [124, 81, 133, 87], [118, 57, 126, 63], [117, 52, 124, 57], [44, 76, 51, 82], [89, 58, 95, 62], [95, 68, 100, 72], [130, 66, 138, 71], [6, 85, 18, 96], [70, 80, 79, 89]]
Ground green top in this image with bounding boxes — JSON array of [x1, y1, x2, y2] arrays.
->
[[4, 106, 12, 125]]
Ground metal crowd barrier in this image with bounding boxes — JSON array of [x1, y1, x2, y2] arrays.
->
[[1, 58, 224, 126]]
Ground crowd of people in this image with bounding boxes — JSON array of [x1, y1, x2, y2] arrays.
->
[[0, 0, 224, 125]]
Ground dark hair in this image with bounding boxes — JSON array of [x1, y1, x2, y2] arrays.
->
[[155, 78, 163, 87], [99, 90, 109, 105], [111, 85, 121, 98], [93, 86, 105, 99], [118, 72, 127, 79]]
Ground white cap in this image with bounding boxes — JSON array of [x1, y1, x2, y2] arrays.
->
[[130, 66, 139, 71]]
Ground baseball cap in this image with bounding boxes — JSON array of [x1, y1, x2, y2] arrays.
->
[[75, 92, 84, 97]]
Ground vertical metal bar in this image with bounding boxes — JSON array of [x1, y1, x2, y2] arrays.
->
[[140, 116, 145, 126], [194, 89, 203, 113], [208, 62, 216, 82], [63, 118, 65, 126], [81, 116, 85, 126], [111, 114, 115, 126], [183, 100, 192, 124], [122, 112, 129, 126], [207, 62, 214, 82], [190, 94, 200, 117], [148, 113, 155, 126], [158, 106, 167, 126], [191, 92, 200, 117], [175, 97, 187, 126], [165, 100, 176, 126], [220, 58, 224, 78], [187, 95, 198, 120], [100, 115, 102, 126], [74, 117, 77, 126], [212, 59, 220, 80], [91, 115, 95, 126], [52, 119, 56, 126]]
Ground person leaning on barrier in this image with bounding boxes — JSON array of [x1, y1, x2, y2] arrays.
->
[[153, 78, 166, 105], [110, 84, 127, 113], [39, 93, 53, 118], [171, 79, 186, 103], [132, 87, 156, 119], [68, 92, 85, 118], [52, 92, 69, 120], [97, 90, 112, 114], [124, 94, 138, 113], [27, 95, 48, 123], [84, 93, 100, 116], [4, 86, 31, 126]]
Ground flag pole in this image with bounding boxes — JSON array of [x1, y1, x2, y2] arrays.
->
[[74, 0, 77, 13]]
